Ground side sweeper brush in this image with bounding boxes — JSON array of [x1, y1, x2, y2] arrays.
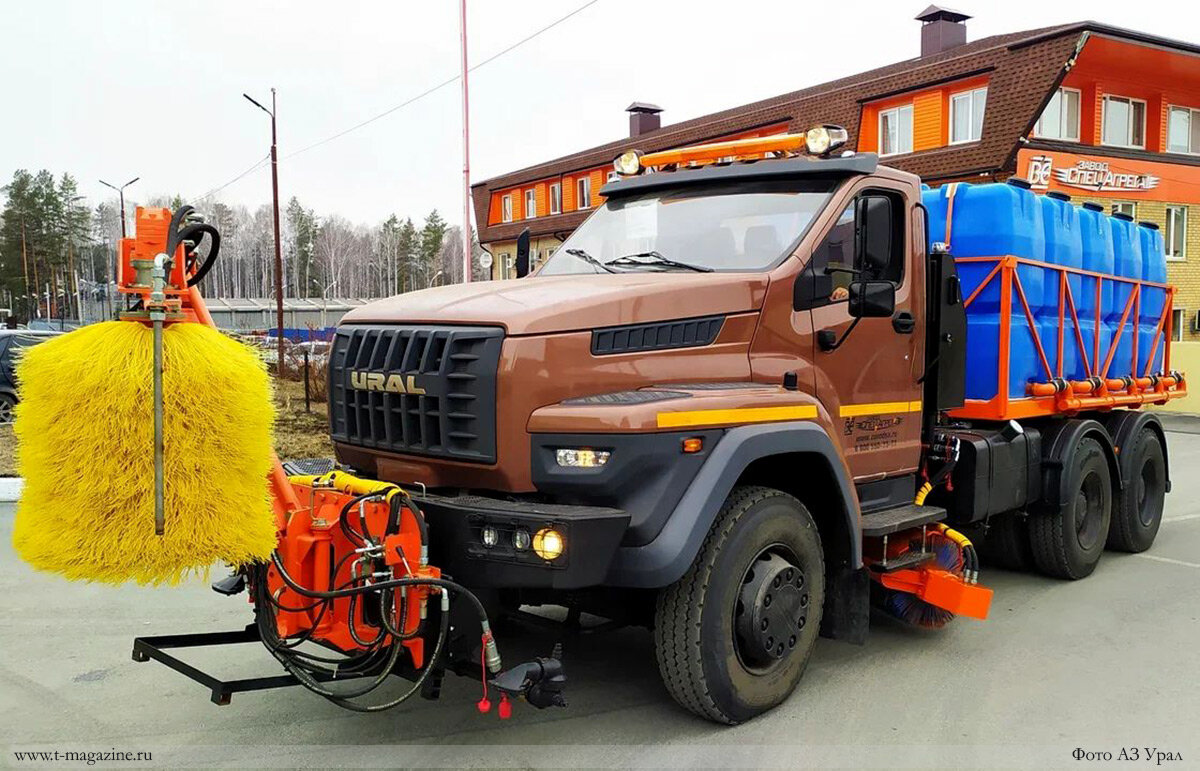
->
[[12, 320, 277, 584], [17, 203, 566, 720]]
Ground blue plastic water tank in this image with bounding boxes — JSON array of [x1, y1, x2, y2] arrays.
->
[[1040, 192, 1084, 380], [923, 179, 1045, 400], [1108, 213, 1144, 379], [1138, 222, 1167, 375], [1077, 202, 1114, 379]]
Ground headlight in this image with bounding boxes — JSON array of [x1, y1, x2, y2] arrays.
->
[[513, 528, 532, 551], [613, 149, 643, 176], [532, 528, 565, 561], [555, 448, 611, 468], [480, 525, 499, 548], [804, 124, 849, 156]]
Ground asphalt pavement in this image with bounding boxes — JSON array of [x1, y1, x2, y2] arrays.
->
[[2, 429, 1199, 769]]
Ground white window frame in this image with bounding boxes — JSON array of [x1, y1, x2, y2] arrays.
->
[[1034, 86, 1081, 142], [1112, 201, 1137, 219], [524, 189, 536, 220], [500, 195, 512, 223], [949, 87, 987, 144], [1170, 308, 1187, 342], [549, 183, 561, 215], [499, 252, 512, 279], [576, 176, 591, 210], [1165, 205, 1188, 262], [1167, 105, 1200, 155], [878, 104, 914, 156], [1101, 95, 1147, 149]]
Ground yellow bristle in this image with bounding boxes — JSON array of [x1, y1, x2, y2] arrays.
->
[[11, 320, 278, 585]]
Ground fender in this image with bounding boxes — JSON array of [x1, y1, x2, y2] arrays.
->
[[604, 421, 860, 588], [1102, 411, 1171, 494], [1037, 418, 1121, 515]]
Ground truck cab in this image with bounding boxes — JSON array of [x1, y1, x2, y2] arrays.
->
[[327, 129, 1178, 723]]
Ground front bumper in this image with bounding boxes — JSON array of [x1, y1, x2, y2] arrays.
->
[[416, 493, 629, 590]]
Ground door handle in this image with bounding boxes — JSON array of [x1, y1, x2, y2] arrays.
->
[[892, 311, 915, 334]]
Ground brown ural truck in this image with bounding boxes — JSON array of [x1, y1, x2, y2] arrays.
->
[[327, 131, 1181, 724]]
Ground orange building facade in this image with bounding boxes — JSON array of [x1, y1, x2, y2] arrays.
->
[[471, 14, 1200, 339]]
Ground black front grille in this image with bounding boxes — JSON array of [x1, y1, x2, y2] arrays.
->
[[328, 325, 504, 463]]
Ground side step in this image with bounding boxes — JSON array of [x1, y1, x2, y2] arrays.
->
[[860, 504, 946, 538]]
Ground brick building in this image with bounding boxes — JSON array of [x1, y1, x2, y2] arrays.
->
[[471, 8, 1200, 340]]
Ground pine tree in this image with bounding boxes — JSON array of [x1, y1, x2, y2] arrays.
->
[[419, 210, 447, 286]]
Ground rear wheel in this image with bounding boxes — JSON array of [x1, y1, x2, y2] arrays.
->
[[654, 486, 824, 724], [0, 393, 15, 424], [1029, 436, 1112, 579], [1107, 427, 1166, 553]]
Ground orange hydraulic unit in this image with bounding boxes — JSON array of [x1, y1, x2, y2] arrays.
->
[[268, 478, 440, 668]]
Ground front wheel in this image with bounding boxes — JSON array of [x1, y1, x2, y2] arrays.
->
[[654, 486, 824, 724]]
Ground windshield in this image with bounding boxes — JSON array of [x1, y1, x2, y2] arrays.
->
[[539, 179, 837, 275]]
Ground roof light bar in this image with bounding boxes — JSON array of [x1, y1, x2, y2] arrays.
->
[[617, 126, 850, 176]]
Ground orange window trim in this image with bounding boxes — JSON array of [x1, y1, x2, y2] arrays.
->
[[861, 74, 990, 153]]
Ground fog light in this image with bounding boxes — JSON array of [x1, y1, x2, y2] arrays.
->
[[555, 448, 611, 468], [513, 528, 531, 551], [481, 525, 499, 548], [533, 528, 564, 561]]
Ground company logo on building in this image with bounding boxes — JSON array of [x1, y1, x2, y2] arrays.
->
[[1026, 154, 1159, 193]]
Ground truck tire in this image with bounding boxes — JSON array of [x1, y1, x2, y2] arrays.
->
[[977, 512, 1033, 571], [653, 485, 824, 724], [1107, 427, 1166, 553], [1029, 436, 1112, 580]]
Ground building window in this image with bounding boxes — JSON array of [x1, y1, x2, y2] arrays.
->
[[1166, 205, 1188, 261], [525, 189, 536, 219], [549, 183, 561, 215], [1171, 308, 1187, 342], [1167, 106, 1200, 154], [1034, 87, 1081, 141], [499, 252, 512, 279], [1102, 95, 1146, 148], [879, 105, 913, 156], [1112, 202, 1137, 218], [576, 177, 591, 209], [950, 87, 987, 144], [501, 195, 512, 223]]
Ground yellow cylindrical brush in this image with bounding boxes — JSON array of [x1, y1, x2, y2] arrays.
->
[[12, 320, 278, 585]]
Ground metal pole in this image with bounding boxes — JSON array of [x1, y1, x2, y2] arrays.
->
[[270, 89, 285, 376], [459, 0, 472, 283], [304, 349, 311, 413]]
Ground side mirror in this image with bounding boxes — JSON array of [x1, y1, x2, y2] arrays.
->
[[515, 228, 531, 278], [793, 263, 833, 311], [849, 280, 895, 318], [855, 196, 892, 276]]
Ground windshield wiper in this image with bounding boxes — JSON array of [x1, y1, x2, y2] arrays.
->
[[565, 248, 619, 273], [604, 251, 714, 273]]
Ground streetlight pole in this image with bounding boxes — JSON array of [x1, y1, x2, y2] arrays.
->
[[99, 176, 138, 319], [245, 89, 286, 376], [459, 0, 473, 283]]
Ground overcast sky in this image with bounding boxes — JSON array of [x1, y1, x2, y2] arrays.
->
[[3, 0, 1196, 227]]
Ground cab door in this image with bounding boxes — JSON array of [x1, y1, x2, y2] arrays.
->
[[804, 184, 924, 481]]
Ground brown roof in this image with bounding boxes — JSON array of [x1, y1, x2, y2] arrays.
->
[[473, 21, 1195, 244]]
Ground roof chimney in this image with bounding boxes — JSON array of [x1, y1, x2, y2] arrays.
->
[[916, 5, 970, 57], [627, 102, 663, 137]]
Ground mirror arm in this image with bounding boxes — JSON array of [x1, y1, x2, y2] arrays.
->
[[818, 316, 861, 353]]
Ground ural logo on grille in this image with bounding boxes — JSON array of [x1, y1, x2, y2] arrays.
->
[[348, 371, 427, 394]]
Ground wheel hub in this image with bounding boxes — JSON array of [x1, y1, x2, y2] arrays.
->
[[735, 550, 808, 669]]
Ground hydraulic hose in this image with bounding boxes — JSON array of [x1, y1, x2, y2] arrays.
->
[[269, 550, 501, 672]]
